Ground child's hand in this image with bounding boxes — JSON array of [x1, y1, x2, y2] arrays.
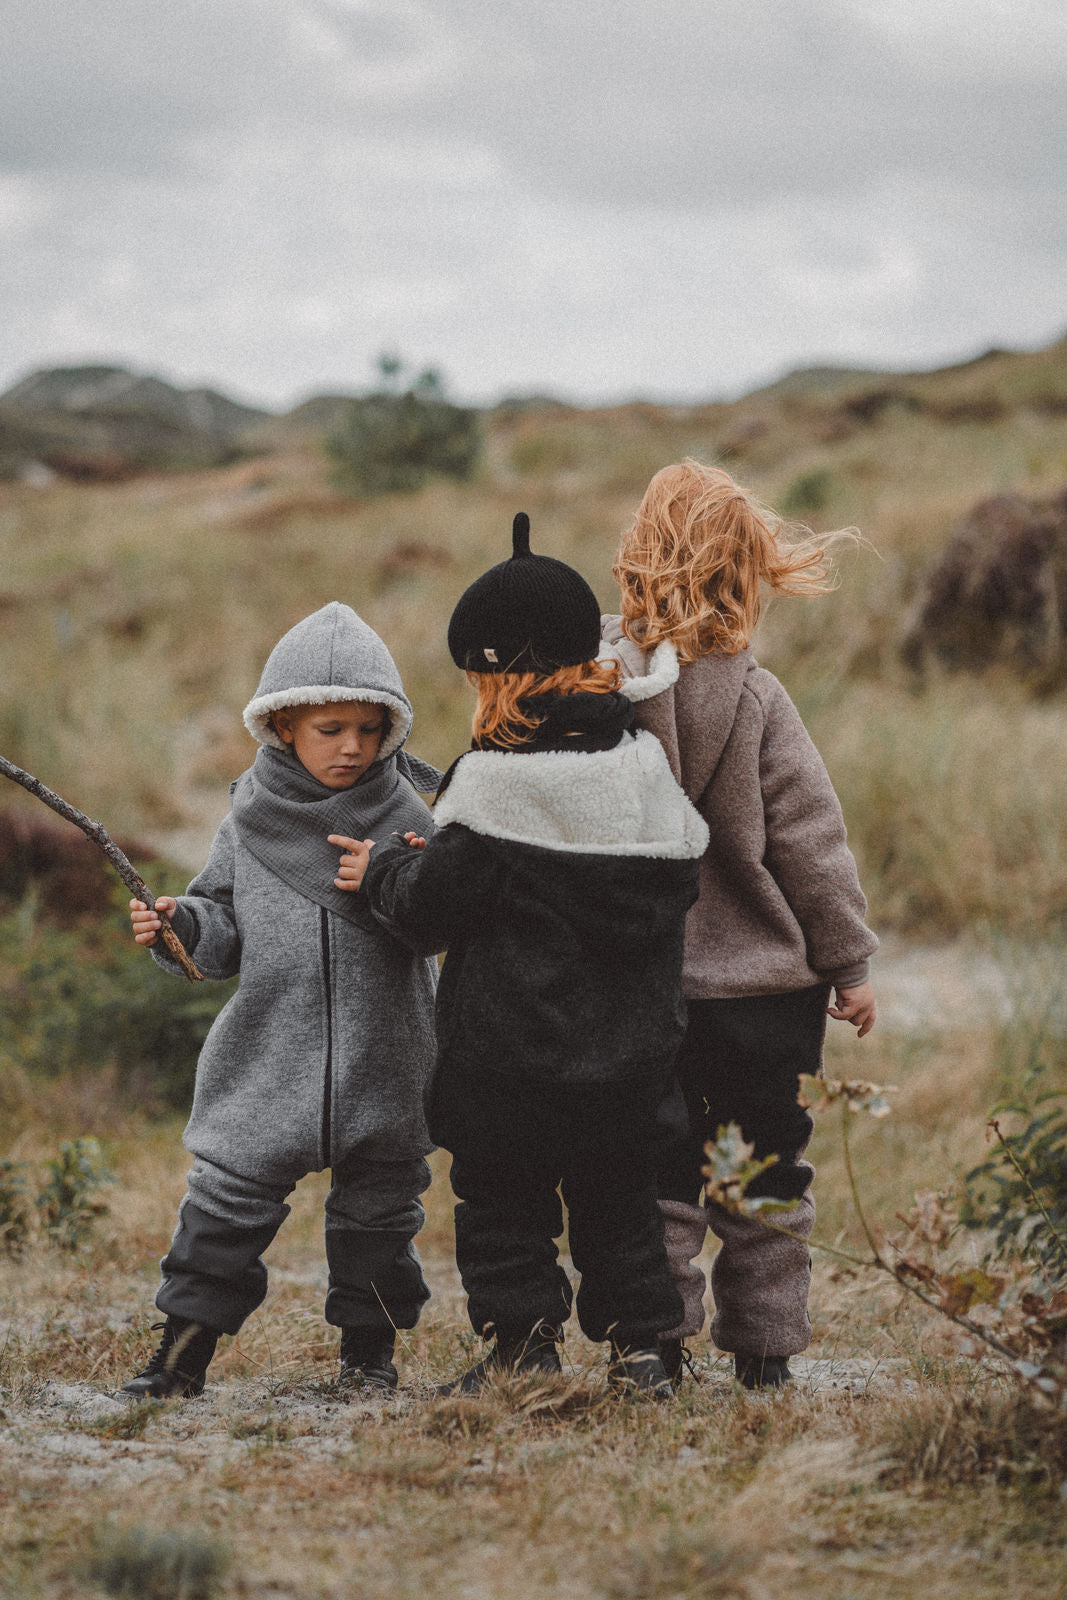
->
[[329, 834, 376, 892], [130, 896, 177, 947], [402, 832, 427, 850], [828, 980, 877, 1038]]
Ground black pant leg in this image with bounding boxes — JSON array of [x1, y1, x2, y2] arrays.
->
[[323, 1155, 432, 1331], [450, 1153, 573, 1337], [657, 986, 829, 1206], [435, 1062, 573, 1339], [562, 1081, 684, 1347], [158, 1200, 284, 1335]]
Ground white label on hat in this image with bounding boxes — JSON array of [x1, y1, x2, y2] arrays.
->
[[484, 648, 498, 662]]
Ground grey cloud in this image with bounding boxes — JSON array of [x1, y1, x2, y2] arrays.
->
[[4, 1, 1062, 206], [418, 0, 1066, 208], [0, 0, 1063, 406]]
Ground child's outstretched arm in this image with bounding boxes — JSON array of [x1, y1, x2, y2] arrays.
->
[[330, 833, 426, 893], [352, 825, 498, 956], [828, 980, 877, 1038]]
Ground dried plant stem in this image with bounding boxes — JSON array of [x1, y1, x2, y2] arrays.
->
[[0, 754, 203, 982], [840, 1104, 887, 1266]]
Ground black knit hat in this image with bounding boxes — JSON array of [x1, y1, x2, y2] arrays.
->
[[447, 513, 602, 674]]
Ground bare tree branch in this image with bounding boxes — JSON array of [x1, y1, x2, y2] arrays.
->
[[0, 754, 204, 983]]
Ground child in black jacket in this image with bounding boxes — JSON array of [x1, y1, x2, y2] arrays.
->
[[332, 514, 709, 1394]]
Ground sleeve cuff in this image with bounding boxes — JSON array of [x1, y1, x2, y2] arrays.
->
[[820, 958, 870, 990]]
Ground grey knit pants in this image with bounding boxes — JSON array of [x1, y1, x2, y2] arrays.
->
[[156, 1153, 431, 1336]]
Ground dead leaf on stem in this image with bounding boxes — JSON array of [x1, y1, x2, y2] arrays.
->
[[798, 1074, 898, 1117]]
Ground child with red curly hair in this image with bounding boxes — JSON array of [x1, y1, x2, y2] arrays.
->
[[604, 460, 878, 1389], [335, 513, 708, 1396]]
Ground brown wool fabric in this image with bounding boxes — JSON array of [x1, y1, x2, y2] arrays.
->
[[708, 1193, 815, 1355], [604, 621, 878, 997]]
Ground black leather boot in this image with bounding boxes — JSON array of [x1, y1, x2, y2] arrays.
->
[[607, 1343, 673, 1399], [658, 1337, 699, 1389], [121, 1317, 218, 1400], [734, 1351, 792, 1390], [439, 1323, 563, 1397], [339, 1329, 399, 1391]]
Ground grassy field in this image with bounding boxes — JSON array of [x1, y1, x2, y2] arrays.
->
[[2, 339, 1066, 929], [2, 973, 1066, 1600], [2, 343, 1067, 1598]]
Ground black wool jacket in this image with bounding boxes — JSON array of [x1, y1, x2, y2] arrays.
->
[[361, 714, 710, 1087]]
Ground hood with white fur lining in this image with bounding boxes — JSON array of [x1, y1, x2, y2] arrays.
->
[[433, 730, 709, 859], [243, 602, 413, 758]]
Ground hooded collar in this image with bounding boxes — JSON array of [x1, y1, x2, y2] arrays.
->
[[600, 615, 752, 800]]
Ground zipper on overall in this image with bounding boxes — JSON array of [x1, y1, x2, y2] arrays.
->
[[320, 907, 332, 1166]]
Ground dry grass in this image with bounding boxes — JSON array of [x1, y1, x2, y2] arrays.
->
[[3, 991, 1067, 1600], [2, 365, 1067, 931], [3, 353, 1067, 1595]]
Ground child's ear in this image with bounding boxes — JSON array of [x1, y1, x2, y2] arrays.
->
[[272, 709, 295, 745]]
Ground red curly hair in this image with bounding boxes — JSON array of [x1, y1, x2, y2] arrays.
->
[[468, 658, 623, 748], [614, 459, 854, 660]]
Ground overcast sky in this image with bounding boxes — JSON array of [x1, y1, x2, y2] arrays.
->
[[1, 0, 1064, 409]]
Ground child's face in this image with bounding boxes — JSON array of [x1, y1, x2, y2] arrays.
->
[[273, 701, 386, 788]]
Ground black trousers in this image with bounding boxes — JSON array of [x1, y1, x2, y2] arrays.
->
[[657, 986, 830, 1206], [430, 1061, 685, 1348]]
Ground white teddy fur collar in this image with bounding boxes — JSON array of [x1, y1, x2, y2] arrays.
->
[[598, 636, 680, 703], [434, 729, 709, 858]]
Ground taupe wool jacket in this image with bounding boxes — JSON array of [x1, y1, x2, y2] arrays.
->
[[601, 618, 877, 999]]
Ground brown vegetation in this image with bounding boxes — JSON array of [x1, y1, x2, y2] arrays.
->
[[2, 338, 1067, 1597]]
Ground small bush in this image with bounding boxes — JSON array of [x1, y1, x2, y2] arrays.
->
[[961, 1066, 1067, 1286], [328, 356, 481, 495], [780, 467, 834, 516], [0, 1157, 30, 1252], [877, 1387, 1067, 1490], [87, 1524, 228, 1600], [35, 1137, 115, 1250], [0, 889, 236, 1110]]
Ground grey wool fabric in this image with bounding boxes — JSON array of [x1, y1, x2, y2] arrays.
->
[[230, 745, 433, 928], [602, 619, 878, 996], [153, 602, 439, 1185]]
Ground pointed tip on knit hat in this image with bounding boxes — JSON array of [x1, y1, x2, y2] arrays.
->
[[511, 511, 531, 558]]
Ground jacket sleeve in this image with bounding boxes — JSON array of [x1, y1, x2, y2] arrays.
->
[[361, 824, 498, 957], [150, 815, 242, 981], [756, 678, 878, 982]]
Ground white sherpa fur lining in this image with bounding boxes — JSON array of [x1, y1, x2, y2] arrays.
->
[[598, 636, 680, 703], [243, 687, 412, 756], [434, 729, 709, 858]]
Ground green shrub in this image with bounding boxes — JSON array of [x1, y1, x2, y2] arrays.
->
[[35, 1137, 115, 1250], [87, 1524, 228, 1600], [328, 357, 481, 495], [961, 1066, 1067, 1285], [0, 1158, 30, 1253], [0, 892, 237, 1110]]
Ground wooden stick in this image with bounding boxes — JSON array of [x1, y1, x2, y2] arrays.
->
[[0, 753, 204, 982]]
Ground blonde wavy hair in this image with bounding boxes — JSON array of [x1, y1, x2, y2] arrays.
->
[[468, 658, 623, 749], [613, 459, 853, 660]]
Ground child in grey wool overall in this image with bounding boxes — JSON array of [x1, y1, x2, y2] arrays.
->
[[122, 602, 440, 1399], [604, 461, 879, 1390]]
